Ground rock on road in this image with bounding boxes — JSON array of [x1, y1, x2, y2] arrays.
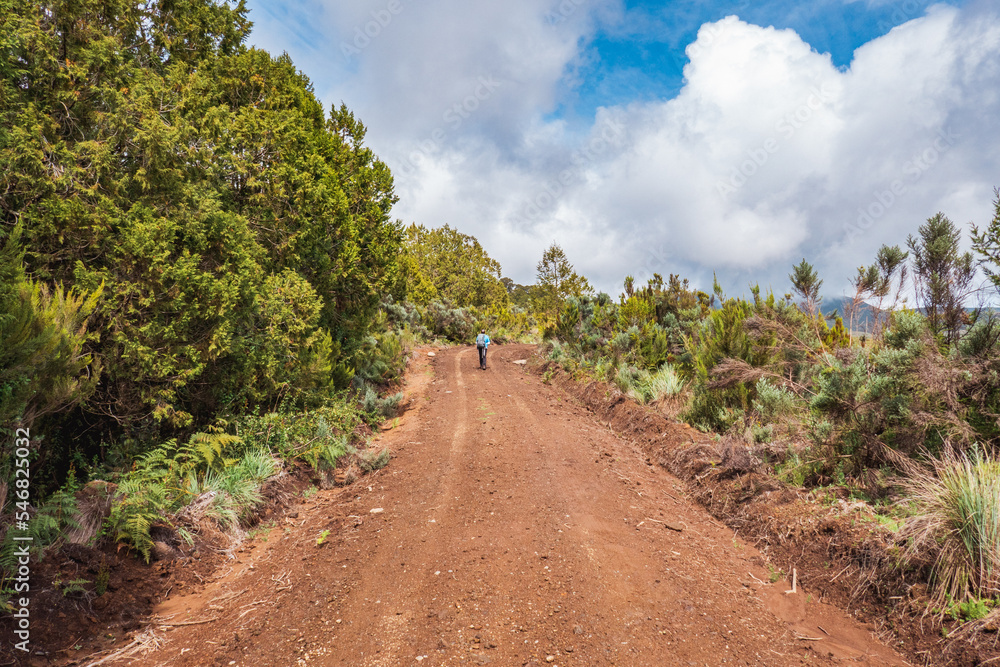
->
[[130, 344, 908, 667]]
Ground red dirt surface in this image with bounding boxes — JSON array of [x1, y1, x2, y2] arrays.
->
[[81, 344, 909, 666]]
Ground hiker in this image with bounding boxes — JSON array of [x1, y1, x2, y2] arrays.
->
[[476, 329, 490, 370]]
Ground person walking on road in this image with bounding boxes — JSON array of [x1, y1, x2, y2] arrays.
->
[[476, 329, 490, 370]]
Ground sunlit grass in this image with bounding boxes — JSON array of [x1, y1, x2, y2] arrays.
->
[[899, 447, 1000, 607]]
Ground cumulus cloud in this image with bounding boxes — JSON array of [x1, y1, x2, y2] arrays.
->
[[247, 0, 1000, 297]]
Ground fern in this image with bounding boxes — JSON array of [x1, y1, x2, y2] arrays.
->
[[177, 430, 241, 471], [105, 476, 168, 562]]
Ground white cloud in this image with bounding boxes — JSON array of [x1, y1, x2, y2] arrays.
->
[[247, 0, 1000, 297]]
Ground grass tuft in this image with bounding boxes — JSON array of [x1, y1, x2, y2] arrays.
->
[[898, 447, 1000, 608]]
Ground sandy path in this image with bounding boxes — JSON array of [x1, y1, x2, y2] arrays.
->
[[128, 344, 907, 667]]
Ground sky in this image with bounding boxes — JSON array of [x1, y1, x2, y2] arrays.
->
[[243, 0, 1000, 300]]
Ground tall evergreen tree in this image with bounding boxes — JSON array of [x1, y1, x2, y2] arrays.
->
[[534, 243, 591, 317], [0, 0, 402, 437], [789, 258, 823, 316], [971, 188, 1000, 297], [907, 213, 975, 345]]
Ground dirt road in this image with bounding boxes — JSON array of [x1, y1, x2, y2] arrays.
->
[[131, 344, 908, 666]]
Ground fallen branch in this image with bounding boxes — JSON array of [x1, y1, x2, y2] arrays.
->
[[830, 564, 852, 582], [785, 568, 797, 595], [82, 629, 163, 666]]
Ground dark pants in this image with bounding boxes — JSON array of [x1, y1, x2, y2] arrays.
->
[[477, 345, 487, 369]]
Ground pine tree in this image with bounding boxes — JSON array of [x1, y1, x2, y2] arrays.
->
[[534, 244, 591, 317], [971, 188, 1000, 297], [907, 213, 975, 345], [789, 259, 823, 316]]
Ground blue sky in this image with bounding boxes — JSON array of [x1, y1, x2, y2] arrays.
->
[[562, 0, 949, 120], [243, 0, 998, 300]]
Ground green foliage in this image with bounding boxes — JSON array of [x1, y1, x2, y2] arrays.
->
[[352, 326, 407, 387], [846, 244, 909, 340], [907, 213, 976, 345], [898, 447, 1000, 606], [789, 258, 823, 315], [958, 315, 1000, 359], [359, 447, 391, 472], [615, 363, 684, 404], [2, 0, 402, 453], [0, 486, 80, 587], [105, 474, 170, 562], [54, 578, 91, 597], [108, 443, 277, 556], [399, 224, 508, 308], [104, 427, 244, 560], [302, 432, 347, 473], [948, 598, 993, 622], [360, 387, 403, 424], [0, 226, 102, 427], [971, 188, 1000, 297], [236, 400, 362, 462], [534, 243, 592, 319], [752, 378, 795, 422]]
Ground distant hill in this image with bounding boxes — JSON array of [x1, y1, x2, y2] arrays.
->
[[819, 297, 996, 334], [821, 296, 882, 333]]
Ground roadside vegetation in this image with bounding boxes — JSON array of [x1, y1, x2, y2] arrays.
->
[[542, 205, 1000, 630]]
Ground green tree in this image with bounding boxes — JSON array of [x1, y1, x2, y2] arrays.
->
[[789, 258, 823, 316], [846, 245, 909, 339], [501, 277, 535, 310], [401, 224, 508, 308], [907, 213, 976, 345], [971, 188, 1000, 296], [1, 0, 402, 436], [534, 243, 591, 317]]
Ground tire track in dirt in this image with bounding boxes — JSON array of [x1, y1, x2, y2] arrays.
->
[[352, 350, 475, 666], [121, 344, 909, 667]]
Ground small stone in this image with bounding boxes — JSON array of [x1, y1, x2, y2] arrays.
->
[[573, 625, 584, 635], [370, 508, 384, 514], [546, 656, 555, 662], [427, 352, 436, 357]]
